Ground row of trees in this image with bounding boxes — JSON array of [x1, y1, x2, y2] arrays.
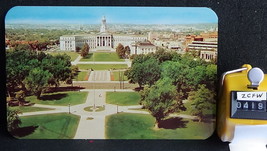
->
[[6, 28, 80, 42], [116, 43, 130, 59], [6, 49, 77, 100], [7, 41, 57, 51], [125, 49, 217, 127]]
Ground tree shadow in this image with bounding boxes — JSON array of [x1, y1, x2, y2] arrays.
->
[[84, 53, 93, 59], [45, 86, 85, 93], [10, 126, 38, 137], [134, 87, 144, 92], [158, 117, 189, 129], [39, 93, 67, 101]]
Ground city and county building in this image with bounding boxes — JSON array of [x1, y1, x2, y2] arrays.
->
[[60, 16, 156, 55]]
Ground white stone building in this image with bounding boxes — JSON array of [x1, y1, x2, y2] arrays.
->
[[130, 41, 157, 55], [60, 16, 152, 55]]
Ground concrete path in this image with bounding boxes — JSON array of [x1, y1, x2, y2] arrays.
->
[[71, 55, 82, 65], [74, 81, 129, 84], [88, 71, 111, 82], [80, 89, 134, 92], [77, 61, 128, 65], [124, 59, 131, 67], [73, 91, 106, 139]]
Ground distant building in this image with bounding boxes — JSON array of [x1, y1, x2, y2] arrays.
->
[[130, 41, 157, 55], [60, 16, 150, 54], [188, 41, 217, 61], [185, 31, 218, 61]]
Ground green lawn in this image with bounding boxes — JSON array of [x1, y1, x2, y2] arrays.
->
[[105, 113, 214, 139], [26, 91, 88, 106], [15, 113, 80, 139], [48, 51, 79, 61], [74, 71, 88, 81], [111, 71, 128, 81], [10, 106, 54, 113], [80, 52, 124, 62], [106, 92, 140, 106], [77, 64, 128, 70]]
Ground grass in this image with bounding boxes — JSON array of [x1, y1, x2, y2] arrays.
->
[[26, 91, 88, 106], [111, 71, 128, 81], [105, 113, 214, 139], [15, 113, 80, 139], [48, 51, 79, 61], [80, 52, 124, 62], [10, 106, 54, 113], [74, 71, 88, 81], [106, 92, 141, 106], [84, 106, 105, 112], [77, 64, 128, 70]]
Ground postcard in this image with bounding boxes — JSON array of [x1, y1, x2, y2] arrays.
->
[[5, 6, 218, 139]]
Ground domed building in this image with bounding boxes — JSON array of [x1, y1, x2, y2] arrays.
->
[[59, 16, 156, 55]]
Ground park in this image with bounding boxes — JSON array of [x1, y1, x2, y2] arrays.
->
[[7, 48, 216, 139]]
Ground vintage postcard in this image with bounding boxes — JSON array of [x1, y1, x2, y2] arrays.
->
[[5, 6, 218, 139]]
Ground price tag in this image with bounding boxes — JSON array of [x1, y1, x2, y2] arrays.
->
[[237, 92, 267, 101]]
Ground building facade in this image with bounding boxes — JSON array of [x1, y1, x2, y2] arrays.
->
[[185, 31, 218, 61], [60, 16, 152, 55]]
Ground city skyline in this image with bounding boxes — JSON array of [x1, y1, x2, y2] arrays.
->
[[5, 7, 218, 25]]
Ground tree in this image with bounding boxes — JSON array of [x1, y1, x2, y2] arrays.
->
[[24, 67, 52, 99], [204, 64, 217, 89], [151, 48, 181, 63], [140, 78, 185, 128], [76, 46, 81, 52], [188, 84, 216, 122], [116, 43, 125, 58], [81, 43, 89, 57], [125, 57, 161, 87], [124, 46, 131, 58], [7, 107, 21, 132], [14, 43, 32, 51], [160, 61, 190, 99], [6, 50, 74, 99], [42, 54, 72, 87], [6, 50, 39, 96], [15, 90, 26, 105]]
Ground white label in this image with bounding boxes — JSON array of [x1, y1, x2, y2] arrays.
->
[[237, 92, 267, 101]]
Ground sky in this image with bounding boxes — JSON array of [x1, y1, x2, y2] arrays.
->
[[5, 7, 218, 24]]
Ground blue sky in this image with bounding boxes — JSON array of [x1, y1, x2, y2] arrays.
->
[[5, 7, 218, 24]]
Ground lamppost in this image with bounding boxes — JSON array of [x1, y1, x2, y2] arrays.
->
[[117, 104, 118, 114], [68, 103, 70, 114], [93, 52, 96, 110], [122, 71, 124, 89]]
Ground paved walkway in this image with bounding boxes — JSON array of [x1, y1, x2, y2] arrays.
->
[[71, 55, 82, 65], [73, 91, 106, 139], [88, 71, 111, 82], [76, 61, 131, 67]]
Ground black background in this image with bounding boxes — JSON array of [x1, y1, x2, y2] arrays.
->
[[0, 0, 267, 151]]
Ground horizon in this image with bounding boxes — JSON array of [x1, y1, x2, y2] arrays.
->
[[5, 7, 218, 25]]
